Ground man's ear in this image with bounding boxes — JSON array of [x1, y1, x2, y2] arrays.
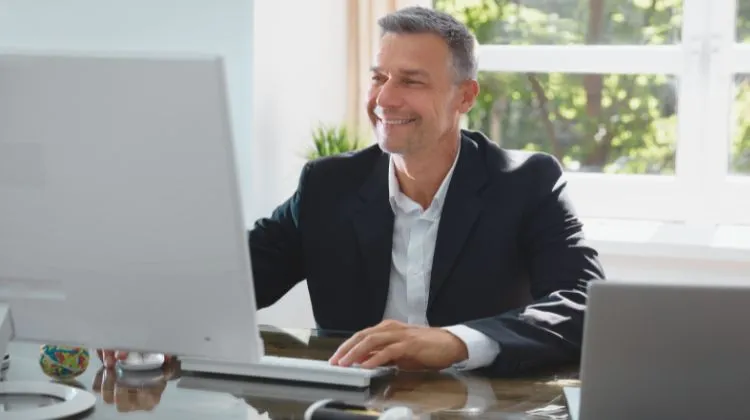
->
[[457, 79, 479, 114]]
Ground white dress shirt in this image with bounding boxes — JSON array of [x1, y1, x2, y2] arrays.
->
[[381, 142, 500, 370]]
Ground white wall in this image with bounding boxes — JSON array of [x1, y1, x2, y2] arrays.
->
[[251, 1, 347, 328], [249, 1, 348, 219]]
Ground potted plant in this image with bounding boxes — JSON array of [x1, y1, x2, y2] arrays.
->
[[306, 124, 364, 160]]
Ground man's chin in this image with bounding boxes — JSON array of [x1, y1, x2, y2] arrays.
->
[[376, 139, 406, 155]]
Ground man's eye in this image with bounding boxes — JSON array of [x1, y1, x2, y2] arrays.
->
[[404, 80, 421, 85]]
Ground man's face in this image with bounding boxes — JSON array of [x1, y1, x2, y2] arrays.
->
[[367, 32, 477, 156]]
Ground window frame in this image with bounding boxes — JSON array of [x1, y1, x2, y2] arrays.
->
[[432, 0, 750, 225], [706, 0, 750, 226]]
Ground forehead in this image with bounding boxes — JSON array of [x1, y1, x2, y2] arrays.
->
[[373, 32, 452, 77]]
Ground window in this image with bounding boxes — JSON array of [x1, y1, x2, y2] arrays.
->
[[739, 0, 750, 43], [434, 0, 750, 226], [732, 74, 750, 175], [471, 71, 678, 175]]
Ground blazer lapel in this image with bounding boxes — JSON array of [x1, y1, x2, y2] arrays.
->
[[351, 153, 393, 326], [429, 135, 488, 308]]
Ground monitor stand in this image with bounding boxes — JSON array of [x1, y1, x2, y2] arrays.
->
[[0, 304, 96, 420]]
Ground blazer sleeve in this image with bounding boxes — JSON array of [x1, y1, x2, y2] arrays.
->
[[247, 162, 312, 309], [463, 154, 606, 376]]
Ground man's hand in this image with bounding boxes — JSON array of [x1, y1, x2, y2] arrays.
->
[[96, 350, 173, 369], [328, 320, 469, 371], [96, 349, 128, 369], [91, 360, 177, 412]]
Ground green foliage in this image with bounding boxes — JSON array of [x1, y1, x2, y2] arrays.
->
[[732, 75, 750, 173], [307, 124, 363, 160], [434, 0, 750, 175], [739, 0, 750, 43], [734, 5, 750, 174]]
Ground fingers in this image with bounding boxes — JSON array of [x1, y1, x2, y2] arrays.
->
[[91, 367, 105, 392], [161, 357, 179, 380], [100, 350, 117, 368], [98, 350, 175, 370], [329, 320, 406, 365], [337, 331, 401, 367], [115, 384, 138, 412], [94, 365, 167, 412], [329, 329, 373, 365], [93, 349, 171, 413], [137, 388, 162, 411], [99, 368, 117, 405], [96, 349, 131, 368], [360, 342, 407, 369]]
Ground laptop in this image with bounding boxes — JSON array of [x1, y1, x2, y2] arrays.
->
[[565, 280, 750, 420]]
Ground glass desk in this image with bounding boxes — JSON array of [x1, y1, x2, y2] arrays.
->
[[1, 326, 579, 419]]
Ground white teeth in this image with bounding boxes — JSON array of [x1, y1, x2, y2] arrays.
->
[[382, 119, 414, 125]]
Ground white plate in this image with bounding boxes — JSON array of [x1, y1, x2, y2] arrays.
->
[[0, 381, 96, 420]]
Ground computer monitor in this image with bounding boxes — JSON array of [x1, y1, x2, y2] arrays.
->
[[564, 280, 750, 420], [0, 50, 263, 417]]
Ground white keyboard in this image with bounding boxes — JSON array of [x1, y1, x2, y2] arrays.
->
[[180, 355, 396, 388]]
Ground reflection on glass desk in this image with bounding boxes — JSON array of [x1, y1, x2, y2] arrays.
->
[[2, 326, 579, 419]]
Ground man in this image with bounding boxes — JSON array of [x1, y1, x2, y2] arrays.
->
[[101, 6, 604, 376]]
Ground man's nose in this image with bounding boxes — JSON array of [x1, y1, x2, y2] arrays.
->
[[375, 80, 404, 109]]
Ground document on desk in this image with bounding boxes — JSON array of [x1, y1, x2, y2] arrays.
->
[[563, 386, 580, 420], [260, 324, 311, 345]]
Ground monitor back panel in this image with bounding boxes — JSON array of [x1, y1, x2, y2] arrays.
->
[[0, 51, 262, 363]]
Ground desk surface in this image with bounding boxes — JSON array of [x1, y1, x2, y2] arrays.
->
[[2, 326, 579, 419]]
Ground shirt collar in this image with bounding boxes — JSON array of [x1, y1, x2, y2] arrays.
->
[[388, 137, 462, 215]]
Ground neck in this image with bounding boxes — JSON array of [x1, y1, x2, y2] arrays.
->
[[393, 134, 460, 209]]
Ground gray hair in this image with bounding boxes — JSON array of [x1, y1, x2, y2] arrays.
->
[[377, 6, 478, 82]]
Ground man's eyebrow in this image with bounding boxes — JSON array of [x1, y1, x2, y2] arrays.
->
[[369, 66, 429, 78], [400, 68, 429, 78]]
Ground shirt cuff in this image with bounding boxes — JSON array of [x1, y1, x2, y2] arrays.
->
[[442, 324, 501, 370]]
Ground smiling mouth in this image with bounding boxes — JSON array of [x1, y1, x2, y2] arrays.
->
[[379, 117, 417, 125]]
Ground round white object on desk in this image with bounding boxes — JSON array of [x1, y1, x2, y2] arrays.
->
[[0, 381, 96, 420], [116, 352, 165, 371], [304, 398, 414, 420], [379, 407, 414, 420]]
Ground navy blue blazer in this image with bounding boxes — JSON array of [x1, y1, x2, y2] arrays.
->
[[248, 129, 605, 376]]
